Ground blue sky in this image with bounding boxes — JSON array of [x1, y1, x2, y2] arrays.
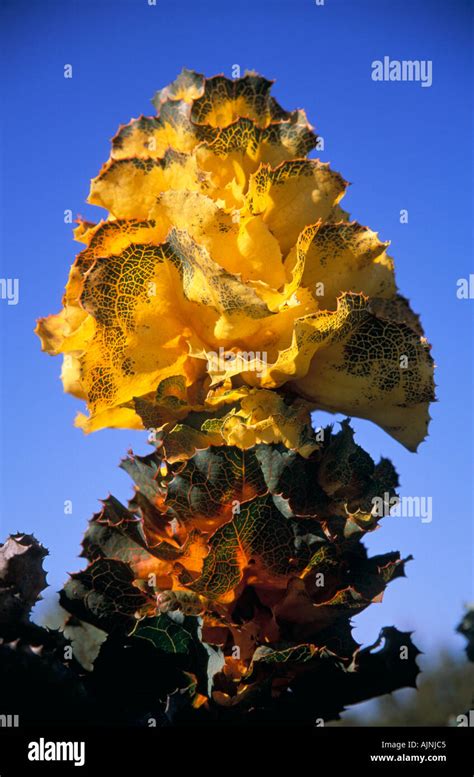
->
[[0, 0, 472, 677]]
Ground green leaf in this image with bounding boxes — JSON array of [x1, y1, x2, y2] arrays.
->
[[165, 446, 267, 522], [132, 613, 199, 655], [60, 558, 152, 632], [189, 495, 302, 599]]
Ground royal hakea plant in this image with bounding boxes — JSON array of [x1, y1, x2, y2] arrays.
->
[[32, 70, 435, 724]]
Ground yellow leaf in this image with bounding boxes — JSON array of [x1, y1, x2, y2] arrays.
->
[[291, 293, 434, 451], [190, 73, 290, 129], [290, 221, 396, 308], [245, 160, 347, 255], [89, 150, 207, 219]]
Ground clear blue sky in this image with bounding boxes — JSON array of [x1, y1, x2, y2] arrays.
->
[[0, 0, 472, 672]]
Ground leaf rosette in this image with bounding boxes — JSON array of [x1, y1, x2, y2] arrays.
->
[[55, 419, 422, 717], [36, 69, 434, 452]]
